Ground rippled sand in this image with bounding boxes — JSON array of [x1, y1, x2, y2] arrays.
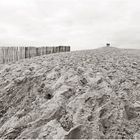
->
[[0, 47, 140, 139]]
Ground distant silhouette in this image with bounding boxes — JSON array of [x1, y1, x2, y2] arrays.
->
[[106, 43, 110, 47]]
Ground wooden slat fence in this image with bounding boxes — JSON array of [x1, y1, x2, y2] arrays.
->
[[0, 46, 70, 64]]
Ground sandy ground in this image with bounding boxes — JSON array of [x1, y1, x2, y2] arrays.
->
[[0, 47, 140, 139]]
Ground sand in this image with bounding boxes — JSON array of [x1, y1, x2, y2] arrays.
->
[[0, 47, 140, 139]]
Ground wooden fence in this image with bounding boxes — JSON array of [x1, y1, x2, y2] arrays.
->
[[0, 46, 70, 64]]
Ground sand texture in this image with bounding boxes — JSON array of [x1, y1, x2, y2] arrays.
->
[[0, 47, 140, 139]]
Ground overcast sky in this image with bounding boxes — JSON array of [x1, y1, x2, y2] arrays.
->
[[0, 0, 140, 50]]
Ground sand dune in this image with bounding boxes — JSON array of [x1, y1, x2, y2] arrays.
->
[[0, 47, 140, 139]]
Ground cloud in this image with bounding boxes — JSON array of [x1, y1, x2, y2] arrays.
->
[[0, 0, 140, 50]]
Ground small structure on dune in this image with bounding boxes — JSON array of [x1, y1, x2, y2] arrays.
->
[[106, 43, 111, 47]]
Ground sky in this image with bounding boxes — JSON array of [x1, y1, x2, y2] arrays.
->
[[0, 0, 140, 50]]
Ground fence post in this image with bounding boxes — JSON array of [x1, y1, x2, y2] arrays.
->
[[0, 46, 70, 64]]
